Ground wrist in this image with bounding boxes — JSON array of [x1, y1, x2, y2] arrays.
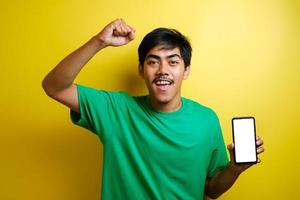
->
[[90, 36, 107, 52], [227, 162, 243, 177]]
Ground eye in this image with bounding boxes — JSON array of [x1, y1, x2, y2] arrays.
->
[[147, 60, 159, 65], [169, 60, 179, 66]]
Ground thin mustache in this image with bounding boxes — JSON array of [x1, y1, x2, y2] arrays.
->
[[152, 77, 174, 84]]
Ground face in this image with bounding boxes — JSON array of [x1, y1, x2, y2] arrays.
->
[[139, 45, 190, 106]]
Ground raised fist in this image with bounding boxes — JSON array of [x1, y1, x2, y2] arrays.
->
[[95, 18, 135, 47]]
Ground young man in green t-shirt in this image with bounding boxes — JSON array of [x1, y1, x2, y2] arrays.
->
[[42, 18, 264, 199]]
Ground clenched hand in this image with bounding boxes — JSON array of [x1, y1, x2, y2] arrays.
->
[[95, 18, 136, 47]]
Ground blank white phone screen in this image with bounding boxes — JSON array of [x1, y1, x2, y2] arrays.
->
[[233, 118, 257, 163]]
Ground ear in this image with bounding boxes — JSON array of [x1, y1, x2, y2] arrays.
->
[[138, 64, 144, 78], [183, 65, 190, 80]]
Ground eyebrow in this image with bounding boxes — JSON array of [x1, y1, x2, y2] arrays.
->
[[146, 54, 181, 60]]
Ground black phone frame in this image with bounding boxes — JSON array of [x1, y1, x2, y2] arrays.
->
[[232, 116, 258, 164]]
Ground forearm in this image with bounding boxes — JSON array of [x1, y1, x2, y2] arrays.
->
[[205, 163, 241, 199], [42, 36, 105, 95]]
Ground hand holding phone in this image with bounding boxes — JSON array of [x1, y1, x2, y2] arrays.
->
[[232, 117, 257, 164]]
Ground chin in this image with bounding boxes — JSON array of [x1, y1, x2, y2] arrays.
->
[[153, 93, 172, 104]]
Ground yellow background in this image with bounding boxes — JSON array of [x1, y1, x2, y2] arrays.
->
[[1, 0, 299, 199]]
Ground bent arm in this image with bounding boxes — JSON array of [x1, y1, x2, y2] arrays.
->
[[205, 138, 264, 199], [42, 19, 135, 113], [205, 163, 240, 199], [42, 36, 105, 113]]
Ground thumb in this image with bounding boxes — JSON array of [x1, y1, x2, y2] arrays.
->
[[128, 29, 136, 40]]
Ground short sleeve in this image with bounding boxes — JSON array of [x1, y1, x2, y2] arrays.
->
[[207, 113, 229, 178], [70, 84, 125, 143]]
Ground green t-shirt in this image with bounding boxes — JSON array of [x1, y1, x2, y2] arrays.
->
[[70, 84, 229, 200]]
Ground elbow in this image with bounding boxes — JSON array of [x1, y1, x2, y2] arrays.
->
[[205, 189, 221, 199], [205, 181, 223, 199], [42, 77, 55, 98], [42, 78, 48, 95]]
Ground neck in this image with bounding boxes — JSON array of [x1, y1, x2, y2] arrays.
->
[[148, 95, 182, 112]]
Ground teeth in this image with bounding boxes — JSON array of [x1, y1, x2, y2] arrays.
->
[[155, 80, 171, 85], [158, 81, 169, 85]]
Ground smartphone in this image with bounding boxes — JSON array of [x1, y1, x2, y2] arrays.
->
[[232, 117, 257, 164]]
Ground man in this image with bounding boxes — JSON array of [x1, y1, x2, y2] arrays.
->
[[42, 18, 264, 199]]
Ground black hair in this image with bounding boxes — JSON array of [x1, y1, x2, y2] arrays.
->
[[138, 28, 192, 69]]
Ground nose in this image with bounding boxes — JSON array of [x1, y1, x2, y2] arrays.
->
[[156, 60, 169, 75]]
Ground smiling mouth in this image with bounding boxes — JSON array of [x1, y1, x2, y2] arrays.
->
[[153, 78, 174, 86], [152, 78, 174, 91]]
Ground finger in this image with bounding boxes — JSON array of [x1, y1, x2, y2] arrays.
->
[[100, 19, 117, 36], [116, 19, 132, 35], [126, 24, 136, 40], [256, 139, 264, 146], [256, 146, 265, 154], [127, 24, 136, 33], [257, 158, 261, 163], [113, 25, 128, 36], [227, 143, 234, 150], [116, 19, 135, 41], [128, 30, 135, 40], [119, 21, 130, 32], [106, 18, 122, 31], [122, 23, 132, 33], [115, 25, 133, 37], [110, 19, 126, 36], [119, 18, 132, 29]]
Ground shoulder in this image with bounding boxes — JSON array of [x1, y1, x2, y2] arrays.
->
[[182, 97, 220, 123], [75, 84, 134, 105], [76, 84, 130, 97], [182, 97, 217, 115]]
